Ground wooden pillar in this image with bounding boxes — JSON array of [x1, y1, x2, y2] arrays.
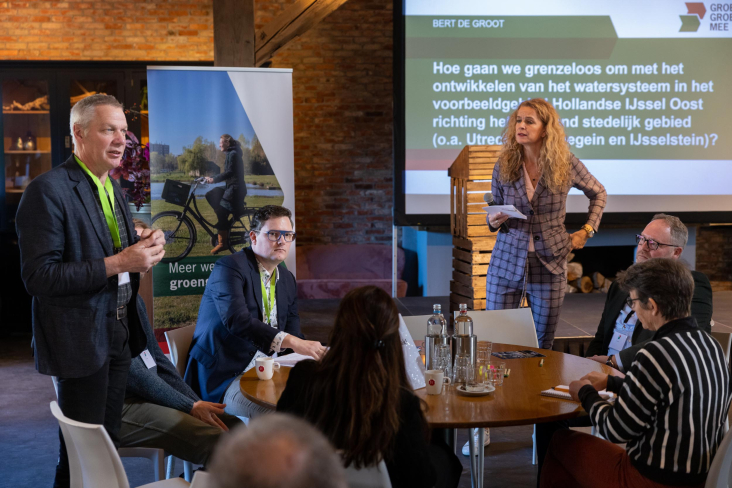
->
[[214, 0, 255, 67]]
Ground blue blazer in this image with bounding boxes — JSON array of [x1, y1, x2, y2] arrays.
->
[[184, 247, 303, 402], [16, 156, 147, 378]]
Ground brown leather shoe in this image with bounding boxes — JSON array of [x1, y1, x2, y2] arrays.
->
[[210, 229, 229, 255]]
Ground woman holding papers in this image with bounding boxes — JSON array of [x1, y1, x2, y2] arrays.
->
[[277, 286, 462, 488], [487, 99, 606, 349]]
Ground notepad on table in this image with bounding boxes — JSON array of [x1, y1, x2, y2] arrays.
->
[[541, 385, 614, 401]]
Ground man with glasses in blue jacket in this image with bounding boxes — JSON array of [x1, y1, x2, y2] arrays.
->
[[184, 205, 326, 419]]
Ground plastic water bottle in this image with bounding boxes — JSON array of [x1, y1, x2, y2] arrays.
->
[[425, 304, 447, 370]]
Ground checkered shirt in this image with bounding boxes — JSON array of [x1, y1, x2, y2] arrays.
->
[[488, 155, 606, 282]]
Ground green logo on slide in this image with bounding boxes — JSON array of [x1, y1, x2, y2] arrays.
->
[[680, 3, 705, 32]]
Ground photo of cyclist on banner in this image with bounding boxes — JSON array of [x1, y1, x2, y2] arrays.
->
[[204, 134, 247, 254]]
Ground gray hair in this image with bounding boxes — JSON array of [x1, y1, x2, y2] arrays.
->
[[208, 413, 347, 488], [618, 258, 694, 321], [69, 94, 124, 146], [651, 213, 688, 248]]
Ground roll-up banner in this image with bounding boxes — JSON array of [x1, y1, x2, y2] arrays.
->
[[147, 67, 295, 332]]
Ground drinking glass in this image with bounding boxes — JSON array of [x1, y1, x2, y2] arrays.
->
[[466, 363, 486, 392], [433, 344, 452, 379], [453, 353, 471, 385], [477, 359, 492, 388], [477, 341, 493, 361], [492, 366, 506, 387]]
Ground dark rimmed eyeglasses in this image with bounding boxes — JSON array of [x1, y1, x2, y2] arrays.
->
[[635, 234, 676, 251], [255, 230, 296, 242], [625, 297, 642, 308]]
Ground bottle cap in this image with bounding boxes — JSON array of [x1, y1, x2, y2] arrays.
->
[[433, 304, 441, 311]]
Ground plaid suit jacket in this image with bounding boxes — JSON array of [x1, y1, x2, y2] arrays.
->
[[488, 155, 606, 282]]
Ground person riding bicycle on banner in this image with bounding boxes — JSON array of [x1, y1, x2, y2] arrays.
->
[[205, 134, 246, 254]]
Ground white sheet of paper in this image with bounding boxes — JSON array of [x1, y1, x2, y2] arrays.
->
[[398, 315, 427, 391], [276, 352, 317, 367], [482, 205, 527, 220], [140, 349, 156, 369], [118, 272, 130, 285]]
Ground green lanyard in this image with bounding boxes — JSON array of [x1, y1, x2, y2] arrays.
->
[[260, 268, 276, 324], [75, 156, 122, 250]]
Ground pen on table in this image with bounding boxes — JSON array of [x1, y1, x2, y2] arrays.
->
[[539, 358, 544, 367], [504, 369, 510, 377]]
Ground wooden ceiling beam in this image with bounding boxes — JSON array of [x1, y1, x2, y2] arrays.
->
[[255, 0, 349, 67]]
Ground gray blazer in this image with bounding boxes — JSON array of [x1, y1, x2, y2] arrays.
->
[[16, 156, 147, 378], [488, 155, 606, 282]]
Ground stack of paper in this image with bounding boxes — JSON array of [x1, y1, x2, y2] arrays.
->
[[540, 385, 614, 401]]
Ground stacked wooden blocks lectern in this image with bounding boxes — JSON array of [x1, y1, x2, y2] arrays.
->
[[449, 145, 500, 322]]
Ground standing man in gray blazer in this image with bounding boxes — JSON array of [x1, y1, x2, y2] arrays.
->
[[16, 94, 166, 488]]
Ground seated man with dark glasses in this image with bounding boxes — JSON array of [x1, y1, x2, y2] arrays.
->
[[535, 213, 713, 486], [184, 205, 326, 420]]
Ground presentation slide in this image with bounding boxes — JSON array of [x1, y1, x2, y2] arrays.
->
[[400, 0, 732, 220]]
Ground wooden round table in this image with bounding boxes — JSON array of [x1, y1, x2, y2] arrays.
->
[[240, 343, 615, 487]]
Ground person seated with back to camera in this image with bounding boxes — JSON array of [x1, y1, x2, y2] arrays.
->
[[540, 258, 731, 488], [276, 286, 463, 488]]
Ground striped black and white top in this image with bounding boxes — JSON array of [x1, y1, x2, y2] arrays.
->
[[579, 317, 732, 486]]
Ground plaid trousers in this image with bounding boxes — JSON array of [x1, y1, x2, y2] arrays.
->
[[485, 252, 566, 349]]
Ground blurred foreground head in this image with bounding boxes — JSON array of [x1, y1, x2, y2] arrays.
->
[[208, 413, 347, 488]]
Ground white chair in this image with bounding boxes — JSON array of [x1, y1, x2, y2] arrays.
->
[[189, 470, 212, 488], [165, 325, 196, 378], [50, 401, 189, 488], [465, 308, 539, 463], [164, 325, 197, 480], [51, 377, 168, 482], [465, 308, 539, 348], [705, 427, 732, 488], [343, 460, 392, 488]]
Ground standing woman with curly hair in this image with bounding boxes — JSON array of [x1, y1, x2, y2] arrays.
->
[[277, 286, 462, 488], [487, 99, 606, 349]]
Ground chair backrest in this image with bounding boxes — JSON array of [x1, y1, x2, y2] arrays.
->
[[705, 427, 732, 488], [467, 308, 539, 348], [343, 460, 392, 488], [400, 314, 430, 343], [50, 401, 130, 488], [189, 470, 212, 488], [165, 324, 196, 377]]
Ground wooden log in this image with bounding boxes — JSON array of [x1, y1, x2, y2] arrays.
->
[[566, 283, 579, 294], [600, 279, 613, 293], [567, 252, 575, 262], [579, 276, 594, 293], [567, 262, 583, 282], [592, 272, 605, 289]]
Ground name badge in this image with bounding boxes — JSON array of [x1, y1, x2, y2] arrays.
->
[[609, 332, 628, 351], [140, 349, 156, 369], [118, 272, 130, 285]]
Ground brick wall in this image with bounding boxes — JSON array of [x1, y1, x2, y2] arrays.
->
[[696, 226, 732, 290], [0, 1, 214, 60], [260, 0, 394, 245], [0, 0, 394, 246]]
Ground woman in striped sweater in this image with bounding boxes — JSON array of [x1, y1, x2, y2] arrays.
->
[[541, 258, 731, 488]]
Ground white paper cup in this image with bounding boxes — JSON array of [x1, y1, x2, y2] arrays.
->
[[425, 369, 451, 395], [255, 357, 281, 380]]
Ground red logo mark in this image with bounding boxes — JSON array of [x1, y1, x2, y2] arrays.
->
[[429, 379, 435, 386], [258, 366, 264, 372], [686, 2, 706, 19]]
